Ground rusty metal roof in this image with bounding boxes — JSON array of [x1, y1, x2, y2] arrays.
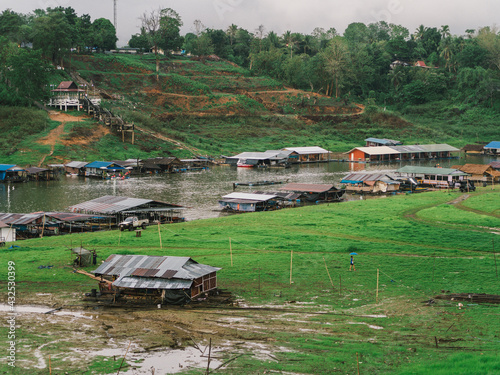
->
[[25, 167, 49, 174], [341, 173, 393, 184], [0, 213, 45, 225], [92, 255, 220, 282], [280, 183, 335, 193], [113, 275, 192, 290], [68, 195, 183, 214]]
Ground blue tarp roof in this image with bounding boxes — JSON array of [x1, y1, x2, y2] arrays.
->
[[484, 141, 500, 149], [85, 161, 125, 170], [0, 164, 17, 172]]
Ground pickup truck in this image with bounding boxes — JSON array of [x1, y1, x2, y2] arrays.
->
[[118, 216, 149, 231]]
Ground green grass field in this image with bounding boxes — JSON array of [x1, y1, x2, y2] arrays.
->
[[0, 187, 498, 374]]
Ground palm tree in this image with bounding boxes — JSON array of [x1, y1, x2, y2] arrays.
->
[[439, 38, 453, 71], [440, 25, 451, 39], [226, 24, 238, 45], [414, 24, 426, 41]]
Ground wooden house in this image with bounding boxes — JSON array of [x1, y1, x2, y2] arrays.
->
[[0, 221, 15, 244], [462, 144, 486, 154], [225, 151, 290, 167], [0, 164, 26, 182], [25, 167, 54, 181], [279, 183, 345, 202], [341, 173, 401, 194], [141, 157, 186, 173], [484, 141, 500, 155], [64, 161, 88, 176], [282, 147, 331, 163], [92, 254, 221, 305], [452, 164, 500, 184], [48, 81, 100, 111], [396, 166, 469, 188], [219, 192, 282, 212]]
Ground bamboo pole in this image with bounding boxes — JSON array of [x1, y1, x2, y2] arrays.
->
[[356, 352, 360, 375], [158, 222, 162, 249], [117, 341, 132, 375], [49, 354, 52, 375], [290, 249, 293, 284], [323, 256, 334, 288], [40, 213, 46, 238], [376, 269, 379, 303], [206, 338, 212, 375], [229, 237, 233, 266]]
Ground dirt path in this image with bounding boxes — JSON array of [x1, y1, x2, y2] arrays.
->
[[37, 112, 84, 166], [134, 125, 202, 157]]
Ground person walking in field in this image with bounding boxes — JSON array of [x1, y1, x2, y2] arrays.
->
[[349, 255, 356, 271]]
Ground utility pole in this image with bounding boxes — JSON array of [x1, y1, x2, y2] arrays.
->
[[113, 0, 117, 31]]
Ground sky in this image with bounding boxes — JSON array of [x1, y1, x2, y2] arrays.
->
[[3, 0, 500, 46]]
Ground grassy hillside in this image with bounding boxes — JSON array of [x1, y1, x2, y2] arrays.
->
[[0, 187, 498, 374], [1, 53, 499, 164]]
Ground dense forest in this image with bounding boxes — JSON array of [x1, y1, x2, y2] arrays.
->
[[0, 6, 499, 132]]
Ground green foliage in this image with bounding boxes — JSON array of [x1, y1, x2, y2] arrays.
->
[[162, 73, 211, 95]]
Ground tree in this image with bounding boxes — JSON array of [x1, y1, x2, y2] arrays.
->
[[477, 26, 500, 71], [191, 33, 214, 58], [226, 24, 238, 45], [31, 10, 71, 64], [140, 8, 163, 80], [0, 9, 25, 42], [5, 49, 52, 102], [128, 27, 150, 52], [158, 8, 183, 53], [205, 29, 230, 58], [91, 18, 117, 52], [75, 14, 92, 52], [320, 38, 351, 97]]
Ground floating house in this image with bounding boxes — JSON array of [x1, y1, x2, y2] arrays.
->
[[0, 221, 15, 244], [68, 195, 185, 224], [25, 167, 55, 181], [282, 147, 331, 163], [92, 254, 221, 304], [225, 151, 290, 168], [84, 161, 128, 179], [48, 81, 100, 111], [346, 144, 460, 162], [0, 212, 112, 238], [484, 141, 500, 155], [462, 144, 487, 154], [0, 164, 26, 182], [279, 183, 345, 202], [452, 164, 500, 184], [341, 173, 401, 194], [65, 161, 88, 176], [395, 166, 469, 188], [141, 157, 186, 173], [365, 138, 403, 147], [219, 192, 282, 212]]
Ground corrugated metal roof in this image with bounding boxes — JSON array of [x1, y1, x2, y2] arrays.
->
[[341, 173, 393, 183], [417, 144, 460, 152], [45, 212, 110, 222], [280, 183, 335, 193], [92, 254, 220, 282], [282, 146, 330, 154], [68, 195, 181, 214], [65, 161, 88, 168], [490, 161, 500, 169], [227, 151, 284, 160], [365, 138, 402, 145], [0, 213, 45, 225], [396, 166, 468, 175], [221, 192, 278, 201], [390, 145, 425, 153], [113, 275, 192, 290], [0, 220, 9, 228], [485, 141, 500, 149], [25, 167, 49, 174]]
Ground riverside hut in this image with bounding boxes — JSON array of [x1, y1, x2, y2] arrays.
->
[[65, 161, 88, 176], [0, 165, 26, 182], [279, 183, 345, 202], [396, 166, 469, 188], [282, 147, 331, 163], [68, 195, 185, 224], [341, 173, 401, 194], [346, 144, 460, 162], [92, 254, 221, 305], [84, 161, 128, 179], [219, 192, 281, 212], [452, 164, 500, 184], [484, 141, 500, 155], [0, 221, 15, 244]]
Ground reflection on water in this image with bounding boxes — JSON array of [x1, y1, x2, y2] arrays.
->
[[0, 155, 496, 221]]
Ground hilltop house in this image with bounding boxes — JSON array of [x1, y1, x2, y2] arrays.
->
[[48, 81, 101, 111]]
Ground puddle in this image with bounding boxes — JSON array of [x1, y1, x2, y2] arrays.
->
[[0, 304, 90, 319]]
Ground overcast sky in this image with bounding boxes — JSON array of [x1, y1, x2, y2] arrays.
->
[[4, 0, 500, 46]]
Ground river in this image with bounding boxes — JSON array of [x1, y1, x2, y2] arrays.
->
[[0, 154, 496, 221]]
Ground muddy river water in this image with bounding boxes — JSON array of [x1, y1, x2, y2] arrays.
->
[[0, 155, 495, 220]]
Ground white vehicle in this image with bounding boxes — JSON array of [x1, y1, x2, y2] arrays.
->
[[119, 216, 149, 231]]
